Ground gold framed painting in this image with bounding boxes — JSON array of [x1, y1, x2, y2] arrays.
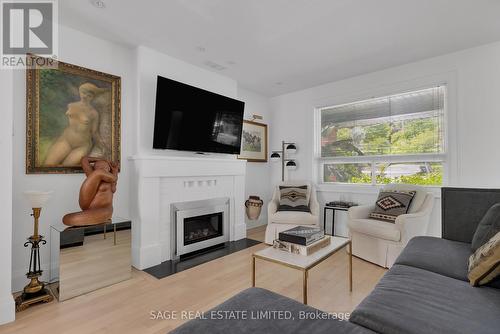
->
[[238, 120, 268, 162], [26, 54, 121, 174]]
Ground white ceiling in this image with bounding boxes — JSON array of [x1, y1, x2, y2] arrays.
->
[[60, 0, 500, 96]]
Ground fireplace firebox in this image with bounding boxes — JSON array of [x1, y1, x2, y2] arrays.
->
[[174, 199, 230, 257], [184, 212, 223, 245]]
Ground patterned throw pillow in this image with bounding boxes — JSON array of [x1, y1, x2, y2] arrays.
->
[[277, 185, 310, 212], [471, 203, 500, 252], [468, 231, 500, 286], [369, 190, 416, 222]]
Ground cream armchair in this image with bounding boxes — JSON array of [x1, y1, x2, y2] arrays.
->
[[347, 184, 434, 268], [265, 181, 320, 244]]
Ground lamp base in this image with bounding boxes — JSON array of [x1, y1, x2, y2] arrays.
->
[[15, 288, 53, 312]]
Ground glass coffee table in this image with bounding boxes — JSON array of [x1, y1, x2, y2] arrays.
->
[[252, 236, 352, 305]]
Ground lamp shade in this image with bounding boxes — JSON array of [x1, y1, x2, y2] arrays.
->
[[286, 160, 297, 170], [23, 191, 53, 208], [270, 152, 281, 161], [285, 144, 297, 155]]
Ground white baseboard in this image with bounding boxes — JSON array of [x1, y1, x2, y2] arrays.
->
[[246, 220, 267, 229], [131, 243, 162, 270], [0, 295, 15, 325], [233, 223, 247, 241]]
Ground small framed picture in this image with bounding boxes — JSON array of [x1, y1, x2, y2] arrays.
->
[[238, 120, 268, 162]]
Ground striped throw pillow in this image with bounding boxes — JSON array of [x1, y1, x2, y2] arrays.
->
[[277, 185, 310, 212], [468, 231, 500, 286]]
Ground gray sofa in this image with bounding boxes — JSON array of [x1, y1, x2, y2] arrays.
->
[[171, 188, 500, 334]]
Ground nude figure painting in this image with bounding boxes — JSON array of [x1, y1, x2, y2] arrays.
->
[[26, 55, 121, 174]]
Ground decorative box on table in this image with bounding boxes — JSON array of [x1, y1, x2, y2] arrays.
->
[[49, 217, 131, 301]]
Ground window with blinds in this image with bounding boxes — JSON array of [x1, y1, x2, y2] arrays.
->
[[318, 86, 446, 185]]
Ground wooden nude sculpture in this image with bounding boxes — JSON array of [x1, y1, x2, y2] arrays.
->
[[63, 157, 119, 226]]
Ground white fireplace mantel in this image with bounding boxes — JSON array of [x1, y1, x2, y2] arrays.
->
[[128, 155, 247, 269]]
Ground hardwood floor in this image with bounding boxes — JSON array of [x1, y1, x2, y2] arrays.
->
[[0, 226, 386, 334]]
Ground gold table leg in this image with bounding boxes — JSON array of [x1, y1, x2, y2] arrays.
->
[[113, 224, 117, 245], [303, 270, 308, 305], [252, 256, 256, 287], [348, 241, 353, 292], [103, 224, 106, 239]]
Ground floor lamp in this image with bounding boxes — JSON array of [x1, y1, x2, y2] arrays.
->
[[270, 141, 297, 181], [16, 191, 54, 311]]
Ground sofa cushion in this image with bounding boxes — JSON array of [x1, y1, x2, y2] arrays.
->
[[270, 210, 317, 225], [350, 264, 500, 334], [468, 231, 500, 286], [170, 287, 375, 334], [487, 276, 500, 288], [395, 236, 471, 281], [370, 190, 416, 222], [348, 218, 401, 241], [471, 203, 500, 252]]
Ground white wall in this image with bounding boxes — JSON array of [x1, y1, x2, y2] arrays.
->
[[238, 88, 272, 228], [135, 46, 238, 155], [0, 69, 15, 324], [129, 46, 245, 268], [131, 47, 274, 238], [270, 40, 500, 237], [11, 25, 136, 292]]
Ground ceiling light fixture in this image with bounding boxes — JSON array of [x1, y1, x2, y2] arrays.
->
[[196, 46, 206, 52], [204, 61, 226, 71], [90, 0, 106, 8]]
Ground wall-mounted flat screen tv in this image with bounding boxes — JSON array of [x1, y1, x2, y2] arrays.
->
[[153, 76, 245, 154]]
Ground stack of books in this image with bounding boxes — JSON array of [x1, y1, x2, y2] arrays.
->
[[326, 201, 357, 208], [273, 226, 330, 256]]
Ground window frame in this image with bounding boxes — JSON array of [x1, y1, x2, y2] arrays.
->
[[314, 85, 448, 187]]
